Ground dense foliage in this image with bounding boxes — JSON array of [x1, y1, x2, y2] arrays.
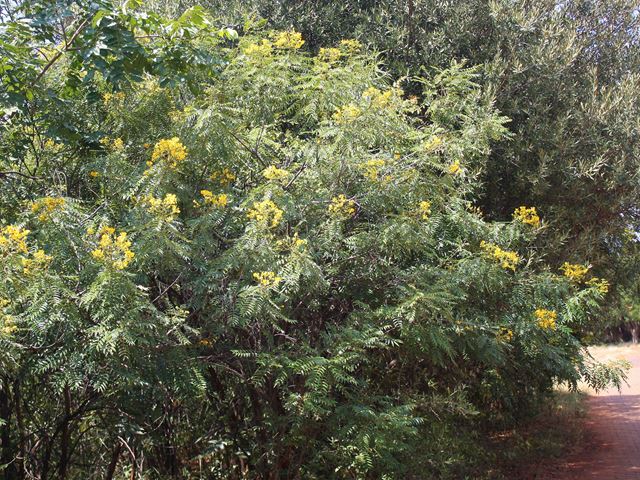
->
[[0, 1, 632, 479], [183, 0, 640, 336]]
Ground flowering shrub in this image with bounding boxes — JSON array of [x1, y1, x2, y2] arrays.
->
[[0, 21, 624, 480]]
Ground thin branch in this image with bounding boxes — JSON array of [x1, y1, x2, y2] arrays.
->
[[32, 17, 90, 86]]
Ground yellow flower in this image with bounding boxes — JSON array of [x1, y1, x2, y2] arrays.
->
[[513, 206, 541, 228], [480, 241, 520, 271], [339, 39, 362, 53], [318, 47, 342, 63], [497, 327, 514, 342], [144, 193, 180, 222], [535, 309, 557, 330], [149, 137, 188, 169], [559, 262, 590, 283], [30, 197, 65, 221], [210, 168, 236, 187], [89, 228, 135, 270], [262, 166, 290, 181], [43, 138, 63, 151], [276, 232, 308, 251], [419, 201, 432, 221], [199, 190, 228, 208], [359, 159, 385, 181], [586, 277, 610, 294], [448, 160, 462, 175], [0, 225, 29, 255], [333, 104, 361, 124], [0, 299, 16, 336], [89, 171, 100, 178], [273, 30, 305, 49], [328, 194, 356, 219], [247, 200, 284, 228], [253, 271, 283, 288], [362, 87, 394, 108], [103, 91, 125, 104], [21, 249, 52, 275], [244, 39, 273, 57], [424, 136, 443, 152]]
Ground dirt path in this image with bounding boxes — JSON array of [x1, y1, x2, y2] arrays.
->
[[556, 345, 640, 479]]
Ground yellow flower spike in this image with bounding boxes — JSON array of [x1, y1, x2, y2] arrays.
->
[[200, 190, 228, 209], [318, 47, 342, 63], [559, 262, 590, 283], [535, 309, 558, 330], [513, 206, 541, 228], [30, 197, 65, 222], [480, 241, 520, 271], [210, 168, 236, 187], [586, 277, 610, 294], [244, 39, 273, 57], [359, 159, 385, 181], [497, 327, 514, 342], [149, 137, 188, 169], [333, 104, 361, 124], [0, 225, 30, 255], [273, 30, 305, 49], [419, 201, 432, 221], [328, 195, 356, 219], [145, 193, 180, 222], [247, 200, 283, 228], [253, 271, 283, 288], [90, 227, 134, 270], [339, 39, 362, 54], [448, 160, 462, 175], [262, 166, 290, 182], [21, 249, 52, 275]]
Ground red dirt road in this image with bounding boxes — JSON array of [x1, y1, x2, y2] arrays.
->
[[557, 346, 640, 479]]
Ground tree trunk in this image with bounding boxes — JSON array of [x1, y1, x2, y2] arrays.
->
[[631, 323, 640, 343], [104, 442, 122, 480]]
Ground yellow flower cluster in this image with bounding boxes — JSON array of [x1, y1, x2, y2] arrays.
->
[[262, 166, 290, 181], [360, 159, 385, 181], [423, 135, 443, 152], [498, 327, 514, 342], [211, 168, 236, 187], [513, 206, 541, 228], [21, 249, 52, 275], [276, 233, 307, 251], [144, 193, 180, 222], [328, 194, 356, 219], [273, 30, 305, 49], [419, 201, 432, 221], [318, 47, 342, 63], [480, 241, 520, 271], [448, 160, 462, 175], [333, 104, 362, 124], [535, 309, 557, 330], [149, 137, 188, 169], [253, 271, 283, 288], [247, 200, 284, 228], [0, 225, 29, 255], [103, 91, 125, 104], [339, 39, 362, 53], [89, 171, 100, 178], [243, 39, 273, 57], [30, 197, 65, 221], [43, 138, 63, 151], [199, 190, 228, 208], [0, 299, 16, 336], [362, 87, 394, 108], [90, 227, 135, 271], [586, 277, 610, 294], [560, 262, 590, 283], [100, 137, 124, 151]]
